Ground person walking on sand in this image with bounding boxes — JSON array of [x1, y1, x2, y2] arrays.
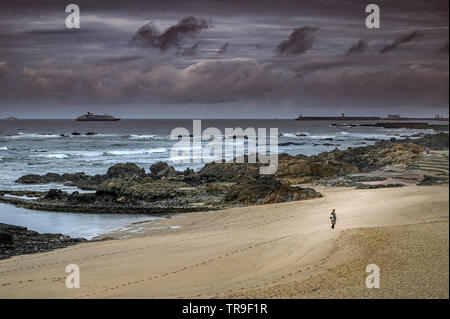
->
[[330, 209, 337, 229]]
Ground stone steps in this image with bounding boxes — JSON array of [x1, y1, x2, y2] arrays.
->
[[409, 152, 449, 180], [414, 164, 449, 171]]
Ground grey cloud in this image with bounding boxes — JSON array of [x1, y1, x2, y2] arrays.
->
[[0, 0, 448, 116], [25, 29, 95, 35], [438, 43, 449, 54], [13, 57, 448, 110], [131, 16, 209, 51], [379, 30, 419, 54], [346, 40, 367, 55], [303, 64, 449, 107], [15, 58, 300, 103], [0, 62, 7, 77], [177, 42, 200, 56], [276, 26, 317, 55]]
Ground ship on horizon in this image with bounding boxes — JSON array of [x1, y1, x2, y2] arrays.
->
[[76, 112, 120, 122]]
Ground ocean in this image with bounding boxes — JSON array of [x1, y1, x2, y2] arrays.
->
[[0, 119, 439, 238]]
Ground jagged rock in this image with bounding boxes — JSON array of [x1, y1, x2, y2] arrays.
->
[[149, 162, 178, 179], [15, 172, 89, 185], [196, 162, 259, 183], [279, 142, 305, 146], [15, 174, 44, 184], [398, 132, 449, 150], [224, 177, 322, 205], [10, 134, 446, 215], [0, 223, 86, 260], [106, 163, 145, 179], [97, 177, 187, 201], [61, 172, 89, 181], [44, 189, 67, 200], [418, 175, 448, 186], [355, 183, 404, 189]]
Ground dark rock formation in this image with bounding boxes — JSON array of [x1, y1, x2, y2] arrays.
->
[[106, 162, 146, 179], [0, 223, 86, 260], [195, 161, 259, 183], [313, 175, 387, 187], [224, 177, 321, 205], [16, 172, 90, 185], [397, 132, 448, 151], [9, 133, 446, 214], [418, 174, 448, 186], [149, 162, 179, 179], [279, 142, 305, 147], [355, 183, 404, 189]]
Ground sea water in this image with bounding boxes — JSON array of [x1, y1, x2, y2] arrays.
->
[[0, 119, 442, 238]]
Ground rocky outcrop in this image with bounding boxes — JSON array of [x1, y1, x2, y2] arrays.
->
[[275, 153, 359, 179], [417, 174, 448, 186], [0, 223, 86, 260], [16, 172, 92, 185], [97, 178, 190, 202], [14, 140, 428, 189], [224, 177, 321, 205], [149, 162, 179, 180], [195, 161, 259, 183], [194, 141, 425, 184], [10, 133, 444, 214], [314, 142, 424, 171], [15, 163, 145, 190], [106, 162, 146, 179], [355, 183, 404, 189], [312, 175, 387, 188], [397, 132, 449, 151]]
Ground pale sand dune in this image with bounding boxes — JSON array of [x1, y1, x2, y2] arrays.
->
[[0, 184, 448, 298]]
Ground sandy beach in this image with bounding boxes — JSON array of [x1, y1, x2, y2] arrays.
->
[[0, 182, 448, 298]]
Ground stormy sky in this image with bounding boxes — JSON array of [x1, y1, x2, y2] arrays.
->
[[0, 0, 448, 118]]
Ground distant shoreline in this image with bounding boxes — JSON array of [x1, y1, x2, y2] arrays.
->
[[1, 117, 449, 121]]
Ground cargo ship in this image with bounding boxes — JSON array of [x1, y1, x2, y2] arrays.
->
[[76, 112, 120, 121]]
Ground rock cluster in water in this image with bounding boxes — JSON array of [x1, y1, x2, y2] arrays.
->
[[4, 133, 448, 214]]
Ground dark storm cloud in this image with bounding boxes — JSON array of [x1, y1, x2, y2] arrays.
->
[[178, 42, 200, 56], [10, 56, 448, 110], [131, 17, 209, 51], [438, 43, 449, 54], [346, 40, 367, 55], [0, 0, 448, 117], [98, 56, 145, 65], [276, 26, 317, 55], [379, 30, 420, 54], [0, 62, 7, 77], [15, 58, 299, 103]]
